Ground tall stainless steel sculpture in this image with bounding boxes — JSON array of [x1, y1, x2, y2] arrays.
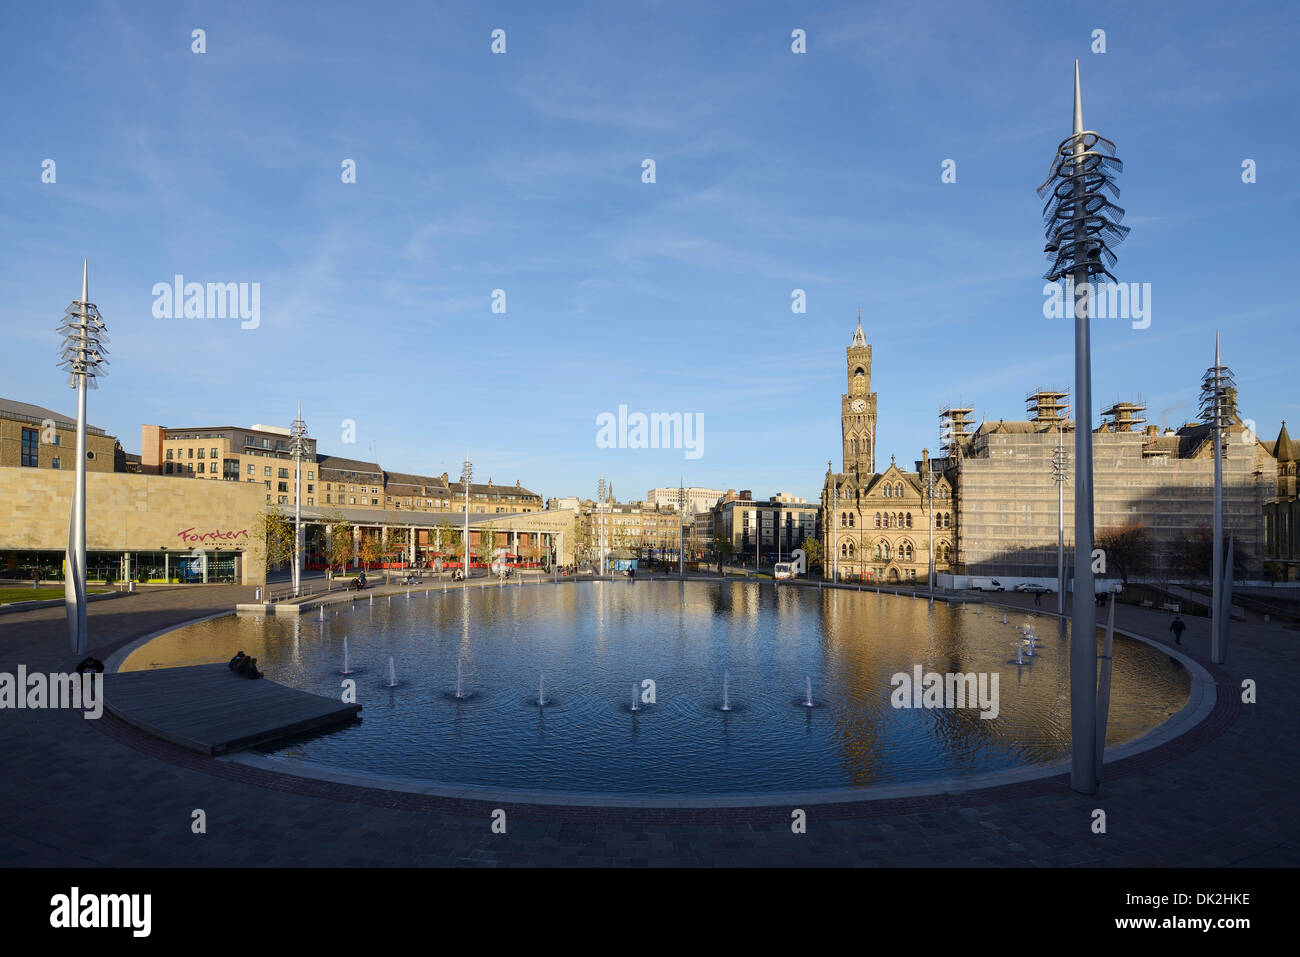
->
[[1200, 334, 1236, 664], [57, 260, 109, 654], [1038, 62, 1129, 793]]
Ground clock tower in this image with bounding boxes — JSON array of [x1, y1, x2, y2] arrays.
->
[[842, 313, 877, 477]]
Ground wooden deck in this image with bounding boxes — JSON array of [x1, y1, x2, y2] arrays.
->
[[105, 663, 361, 756]]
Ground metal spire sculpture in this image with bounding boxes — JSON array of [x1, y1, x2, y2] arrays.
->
[[1200, 333, 1236, 664], [57, 260, 110, 654], [1038, 61, 1129, 794]]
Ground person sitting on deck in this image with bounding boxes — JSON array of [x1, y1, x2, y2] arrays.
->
[[228, 651, 246, 671], [235, 655, 262, 679]]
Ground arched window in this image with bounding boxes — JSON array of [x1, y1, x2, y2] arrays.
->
[[883, 484, 890, 498], [849, 513, 855, 528], [935, 513, 942, 529], [840, 512, 847, 528], [875, 512, 881, 528], [849, 438, 856, 455], [943, 512, 951, 528], [841, 543, 848, 557], [906, 512, 912, 528], [847, 541, 854, 557], [904, 543, 913, 561]]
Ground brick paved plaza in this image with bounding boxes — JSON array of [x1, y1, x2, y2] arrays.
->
[[1, 582, 1294, 867]]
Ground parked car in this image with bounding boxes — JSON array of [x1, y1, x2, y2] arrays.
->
[[1015, 582, 1055, 594]]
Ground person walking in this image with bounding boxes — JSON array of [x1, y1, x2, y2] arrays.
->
[[1169, 616, 1186, 646], [1034, 590, 1042, 608]]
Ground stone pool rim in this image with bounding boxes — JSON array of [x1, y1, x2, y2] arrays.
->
[[102, 581, 1214, 810]]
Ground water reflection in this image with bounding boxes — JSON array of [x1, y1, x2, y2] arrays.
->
[[122, 581, 1189, 795]]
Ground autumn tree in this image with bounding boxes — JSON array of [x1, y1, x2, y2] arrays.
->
[[324, 510, 355, 575], [798, 536, 823, 572], [251, 505, 295, 590]]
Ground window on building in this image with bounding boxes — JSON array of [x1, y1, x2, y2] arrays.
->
[[264, 480, 271, 490], [51, 457, 61, 469], [350, 497, 356, 505], [210, 448, 218, 459], [307, 484, 313, 493], [278, 482, 288, 492], [278, 468, 289, 479], [278, 495, 288, 504], [197, 462, 205, 473], [165, 462, 174, 474], [20, 428, 38, 467], [263, 466, 272, 477], [307, 497, 314, 506], [906, 513, 912, 528], [308, 471, 314, 480], [166, 449, 174, 460]]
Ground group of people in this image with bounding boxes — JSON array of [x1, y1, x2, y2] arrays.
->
[[228, 651, 263, 679]]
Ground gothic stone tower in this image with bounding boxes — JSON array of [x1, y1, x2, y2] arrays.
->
[[842, 314, 877, 477]]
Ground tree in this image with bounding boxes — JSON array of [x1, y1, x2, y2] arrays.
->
[[1095, 523, 1149, 586], [712, 534, 734, 574], [477, 528, 497, 568], [798, 536, 822, 572], [359, 534, 384, 571], [252, 505, 295, 590], [437, 526, 462, 570], [1168, 526, 1249, 585], [323, 509, 355, 575]]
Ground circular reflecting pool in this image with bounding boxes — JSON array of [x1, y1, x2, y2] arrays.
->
[[123, 581, 1190, 794]]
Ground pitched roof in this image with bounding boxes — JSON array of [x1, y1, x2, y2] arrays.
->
[[0, 397, 108, 436]]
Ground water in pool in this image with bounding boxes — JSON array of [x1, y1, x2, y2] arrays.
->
[[122, 580, 1190, 794]]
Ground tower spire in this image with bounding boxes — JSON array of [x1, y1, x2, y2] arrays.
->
[[852, 310, 865, 347], [1073, 59, 1083, 136]]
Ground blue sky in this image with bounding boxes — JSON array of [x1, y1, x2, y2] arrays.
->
[[2, 0, 1296, 503]]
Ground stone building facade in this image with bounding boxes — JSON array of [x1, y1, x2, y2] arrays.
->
[[819, 320, 952, 583]]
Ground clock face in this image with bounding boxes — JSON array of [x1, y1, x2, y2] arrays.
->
[[851, 399, 866, 413]]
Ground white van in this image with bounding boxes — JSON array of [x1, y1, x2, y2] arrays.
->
[[774, 562, 794, 580]]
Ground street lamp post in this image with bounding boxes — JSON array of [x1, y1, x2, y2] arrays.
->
[[1038, 61, 1129, 793], [57, 260, 109, 655], [289, 402, 308, 597], [830, 472, 839, 583], [925, 467, 936, 602], [461, 451, 472, 580]]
